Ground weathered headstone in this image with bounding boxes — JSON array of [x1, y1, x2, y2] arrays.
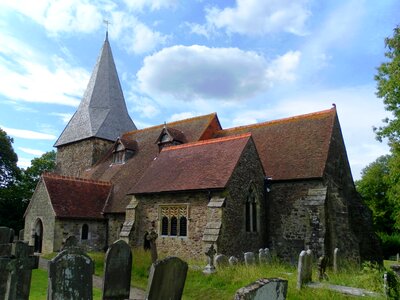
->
[[229, 256, 239, 266], [48, 245, 94, 300], [305, 249, 313, 283], [214, 254, 229, 268], [147, 227, 158, 263], [203, 244, 216, 274], [234, 278, 288, 300], [18, 229, 24, 241], [264, 248, 271, 263], [317, 256, 328, 281], [103, 239, 132, 300], [146, 256, 188, 300], [259, 249, 267, 264], [62, 235, 78, 250], [0, 240, 38, 300], [296, 250, 307, 289], [0, 227, 14, 243], [244, 252, 256, 266], [333, 248, 339, 273]]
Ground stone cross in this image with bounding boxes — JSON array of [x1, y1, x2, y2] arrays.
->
[[146, 256, 188, 300], [333, 248, 339, 273], [147, 227, 158, 264], [229, 256, 239, 266], [244, 252, 256, 266], [203, 244, 216, 274], [103, 239, 132, 300], [214, 254, 229, 268], [48, 245, 94, 300], [317, 256, 328, 281]]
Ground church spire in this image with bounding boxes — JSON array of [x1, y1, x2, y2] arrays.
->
[[54, 36, 136, 147]]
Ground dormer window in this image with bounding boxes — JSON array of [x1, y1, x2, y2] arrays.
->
[[156, 125, 187, 151], [112, 138, 137, 165]]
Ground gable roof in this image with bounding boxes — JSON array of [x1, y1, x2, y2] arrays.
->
[[42, 173, 112, 219], [215, 108, 337, 181], [130, 133, 252, 195], [54, 35, 136, 147], [82, 113, 222, 213]]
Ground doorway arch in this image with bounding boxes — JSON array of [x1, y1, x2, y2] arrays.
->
[[33, 219, 43, 253]]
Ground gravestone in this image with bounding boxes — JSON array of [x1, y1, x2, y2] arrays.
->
[[146, 256, 188, 300], [317, 256, 328, 281], [103, 239, 132, 300], [264, 248, 271, 263], [333, 248, 339, 273], [234, 278, 288, 300], [214, 254, 229, 268], [296, 250, 312, 289], [147, 228, 158, 263], [244, 252, 256, 266], [0, 240, 38, 300], [48, 245, 94, 300], [0, 227, 14, 243], [62, 235, 78, 250], [305, 249, 313, 283], [203, 244, 216, 274], [259, 249, 267, 264], [0, 227, 14, 299], [229, 256, 239, 266], [18, 229, 24, 241]]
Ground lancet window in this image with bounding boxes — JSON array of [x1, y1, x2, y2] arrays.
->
[[159, 205, 188, 237]]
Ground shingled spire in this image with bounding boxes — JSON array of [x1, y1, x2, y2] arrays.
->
[[54, 34, 136, 147]]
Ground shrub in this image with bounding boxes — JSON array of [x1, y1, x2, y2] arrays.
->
[[379, 232, 400, 259]]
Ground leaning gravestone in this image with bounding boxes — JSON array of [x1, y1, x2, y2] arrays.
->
[[146, 256, 188, 300], [102, 239, 132, 300], [244, 252, 256, 266], [48, 244, 94, 300], [214, 254, 229, 268], [234, 278, 288, 300]]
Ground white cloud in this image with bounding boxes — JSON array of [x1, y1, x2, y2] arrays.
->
[[205, 0, 311, 36], [110, 11, 168, 54], [123, 0, 177, 11], [169, 112, 196, 122], [17, 158, 32, 169], [138, 45, 300, 102], [0, 32, 89, 106], [0, 0, 103, 35], [50, 113, 73, 124], [18, 147, 45, 156], [1, 126, 57, 140]]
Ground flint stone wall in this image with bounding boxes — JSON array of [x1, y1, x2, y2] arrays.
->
[[55, 138, 113, 177]]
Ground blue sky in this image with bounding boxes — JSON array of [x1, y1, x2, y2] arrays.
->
[[0, 0, 398, 180]]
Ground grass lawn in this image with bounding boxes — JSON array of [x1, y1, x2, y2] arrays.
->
[[37, 249, 391, 299]]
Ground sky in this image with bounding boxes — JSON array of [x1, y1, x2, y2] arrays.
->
[[0, 0, 398, 180]]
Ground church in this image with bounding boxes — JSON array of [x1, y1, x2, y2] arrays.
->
[[23, 35, 381, 263]]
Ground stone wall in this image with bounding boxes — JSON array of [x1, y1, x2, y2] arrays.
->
[[55, 138, 113, 177], [268, 180, 327, 262], [219, 139, 266, 257], [323, 115, 382, 263], [53, 219, 107, 252], [24, 180, 56, 253], [132, 192, 210, 259], [106, 213, 125, 246]]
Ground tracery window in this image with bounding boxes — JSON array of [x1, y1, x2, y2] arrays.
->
[[245, 188, 258, 233], [159, 205, 188, 237]]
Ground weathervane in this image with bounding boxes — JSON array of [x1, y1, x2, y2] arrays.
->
[[103, 19, 111, 40]]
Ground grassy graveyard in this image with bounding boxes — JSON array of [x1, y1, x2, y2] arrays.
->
[[35, 249, 393, 299]]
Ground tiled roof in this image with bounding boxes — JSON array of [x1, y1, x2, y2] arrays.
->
[[54, 35, 136, 147], [42, 173, 112, 219], [130, 133, 252, 194], [82, 113, 221, 213], [215, 108, 337, 180]]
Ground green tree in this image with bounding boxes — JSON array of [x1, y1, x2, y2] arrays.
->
[[0, 128, 20, 187], [356, 155, 394, 233], [374, 26, 400, 145]]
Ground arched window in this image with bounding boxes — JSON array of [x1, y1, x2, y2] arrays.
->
[[170, 217, 177, 236], [161, 216, 169, 236], [179, 217, 187, 237], [81, 224, 89, 240], [245, 188, 258, 233]]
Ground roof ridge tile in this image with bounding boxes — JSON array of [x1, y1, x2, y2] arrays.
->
[[43, 172, 112, 186]]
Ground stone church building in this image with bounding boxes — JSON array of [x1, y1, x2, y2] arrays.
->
[[24, 35, 381, 263]]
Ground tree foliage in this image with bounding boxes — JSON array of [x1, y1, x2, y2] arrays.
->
[[0, 128, 20, 187], [374, 26, 400, 144]]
